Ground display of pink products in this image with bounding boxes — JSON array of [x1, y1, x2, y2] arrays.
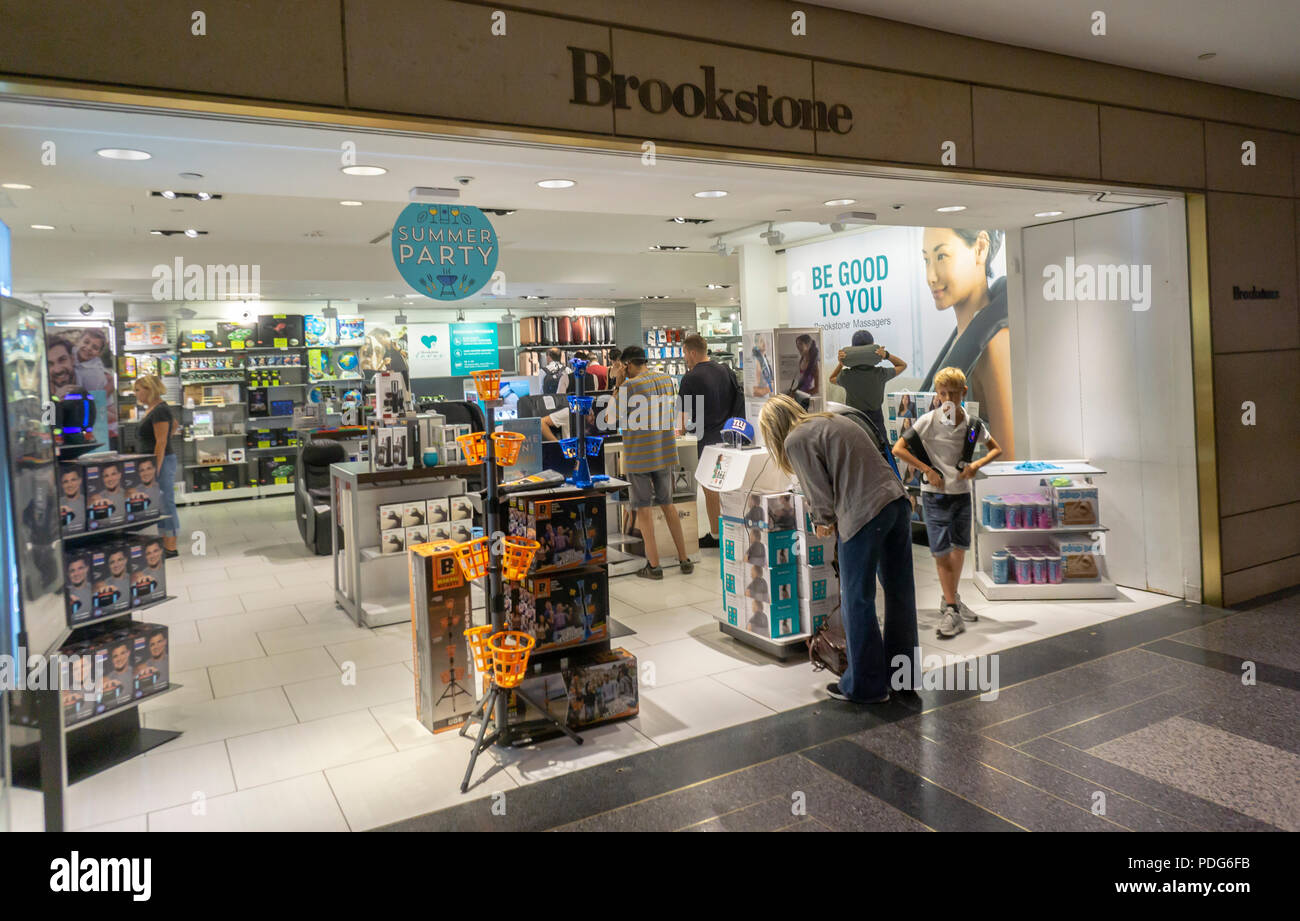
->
[[982, 494, 1056, 530], [990, 545, 1064, 584]]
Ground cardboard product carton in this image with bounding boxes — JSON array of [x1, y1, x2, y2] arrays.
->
[[510, 648, 640, 730], [505, 565, 608, 653], [82, 456, 127, 527], [425, 497, 450, 525], [1052, 535, 1104, 580], [57, 462, 87, 534], [218, 321, 257, 349], [800, 596, 836, 635], [796, 530, 836, 569], [720, 587, 742, 627], [89, 541, 130, 617], [401, 500, 428, 528], [380, 528, 406, 555], [192, 465, 238, 492], [121, 454, 163, 523], [258, 454, 296, 486], [63, 545, 95, 625], [739, 596, 801, 640], [405, 525, 430, 547], [408, 542, 476, 734], [98, 628, 136, 710], [798, 565, 837, 604], [61, 643, 99, 727], [720, 489, 798, 531], [721, 518, 797, 569], [429, 521, 453, 541], [513, 492, 608, 573], [449, 494, 474, 522], [126, 533, 165, 607], [256, 314, 305, 348], [1049, 483, 1100, 527], [132, 623, 170, 698], [378, 502, 405, 533]]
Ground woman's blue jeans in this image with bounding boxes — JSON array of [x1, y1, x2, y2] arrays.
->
[[158, 454, 179, 537]]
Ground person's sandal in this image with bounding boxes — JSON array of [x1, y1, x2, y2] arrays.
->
[[636, 563, 663, 580], [678, 559, 694, 575]]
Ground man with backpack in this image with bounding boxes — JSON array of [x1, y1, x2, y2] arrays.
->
[[677, 334, 745, 548]]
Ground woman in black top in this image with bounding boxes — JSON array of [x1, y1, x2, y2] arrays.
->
[[133, 374, 179, 556]]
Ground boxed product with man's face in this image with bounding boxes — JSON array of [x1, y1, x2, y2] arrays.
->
[[120, 454, 161, 522], [739, 596, 801, 640], [132, 622, 170, 698], [796, 530, 836, 569], [721, 518, 797, 569], [128, 534, 167, 607], [98, 628, 136, 710], [81, 456, 126, 527], [58, 462, 87, 534], [721, 489, 798, 531], [408, 542, 475, 734], [90, 542, 130, 616], [61, 643, 99, 726], [504, 565, 608, 653], [511, 493, 607, 573], [63, 545, 95, 625]]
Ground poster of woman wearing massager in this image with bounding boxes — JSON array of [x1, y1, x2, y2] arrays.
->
[[785, 224, 1014, 459]]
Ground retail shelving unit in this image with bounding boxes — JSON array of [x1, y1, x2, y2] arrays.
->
[[971, 460, 1119, 601]]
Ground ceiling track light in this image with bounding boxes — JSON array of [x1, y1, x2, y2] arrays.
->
[[151, 190, 222, 201]]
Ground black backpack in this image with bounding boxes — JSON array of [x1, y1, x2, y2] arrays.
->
[[541, 364, 564, 395]]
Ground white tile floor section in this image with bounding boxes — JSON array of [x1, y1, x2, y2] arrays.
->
[[7, 496, 1174, 832]]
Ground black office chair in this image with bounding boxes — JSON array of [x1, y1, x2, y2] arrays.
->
[[296, 439, 347, 555], [430, 399, 487, 432]]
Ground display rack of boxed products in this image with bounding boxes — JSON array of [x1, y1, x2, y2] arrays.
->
[[971, 460, 1118, 600], [9, 449, 183, 794]]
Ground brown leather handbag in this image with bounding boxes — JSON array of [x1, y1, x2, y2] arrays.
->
[[807, 602, 847, 676]]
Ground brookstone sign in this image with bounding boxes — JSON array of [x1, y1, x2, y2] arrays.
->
[[568, 47, 853, 134]]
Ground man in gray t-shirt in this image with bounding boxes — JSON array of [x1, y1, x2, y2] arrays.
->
[[830, 330, 908, 434]]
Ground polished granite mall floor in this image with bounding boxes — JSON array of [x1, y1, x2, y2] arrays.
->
[[8, 496, 1295, 832]]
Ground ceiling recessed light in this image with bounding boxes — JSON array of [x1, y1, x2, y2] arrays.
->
[[30, 224, 55, 230], [150, 230, 164, 235], [537, 179, 576, 189], [824, 198, 856, 207], [649, 244, 688, 251], [341, 165, 386, 176], [195, 191, 213, 201], [1197, 52, 1217, 61], [339, 200, 364, 206], [705, 284, 731, 290], [160, 190, 177, 200], [2, 182, 32, 190], [184, 228, 199, 238], [694, 190, 728, 199], [936, 205, 967, 213], [1035, 210, 1064, 218], [97, 148, 151, 160]]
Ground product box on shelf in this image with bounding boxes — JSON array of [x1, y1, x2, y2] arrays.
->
[[97, 629, 136, 710], [429, 521, 452, 541], [1052, 535, 1104, 580], [178, 328, 218, 350], [401, 500, 427, 528], [380, 528, 406, 555], [131, 623, 170, 698], [796, 530, 836, 569], [446, 520, 475, 544], [192, 464, 238, 492], [739, 597, 801, 640], [721, 518, 797, 569], [720, 587, 742, 627], [121, 454, 161, 522], [720, 489, 798, 531], [58, 462, 87, 534], [511, 492, 608, 573], [798, 565, 837, 605], [257, 454, 295, 486], [1048, 482, 1100, 527], [505, 565, 608, 652], [63, 545, 94, 625], [449, 495, 474, 522], [305, 315, 336, 347], [128, 534, 167, 607], [256, 314, 304, 348], [61, 644, 98, 727], [408, 542, 475, 733], [405, 525, 430, 546], [218, 321, 257, 349], [510, 648, 639, 730], [82, 455, 127, 527], [89, 541, 130, 616], [426, 497, 450, 525], [378, 502, 405, 532], [722, 558, 797, 605]]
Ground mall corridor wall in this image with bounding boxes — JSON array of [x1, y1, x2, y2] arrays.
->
[[2, 0, 1298, 603]]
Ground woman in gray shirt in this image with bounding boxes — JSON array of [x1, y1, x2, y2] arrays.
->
[[759, 395, 917, 704]]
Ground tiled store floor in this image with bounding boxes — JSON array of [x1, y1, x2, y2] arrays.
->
[[8, 496, 1175, 832]]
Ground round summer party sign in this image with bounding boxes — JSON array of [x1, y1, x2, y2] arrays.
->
[[391, 203, 498, 301]]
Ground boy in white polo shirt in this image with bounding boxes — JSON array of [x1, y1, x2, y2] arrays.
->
[[893, 367, 1003, 639]]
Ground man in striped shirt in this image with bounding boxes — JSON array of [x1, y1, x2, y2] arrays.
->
[[617, 346, 693, 580]]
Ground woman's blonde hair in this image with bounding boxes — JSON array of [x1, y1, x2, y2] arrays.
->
[[758, 394, 832, 475], [135, 374, 167, 404]]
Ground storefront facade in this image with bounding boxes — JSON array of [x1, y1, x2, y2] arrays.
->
[[3, 0, 1298, 606]]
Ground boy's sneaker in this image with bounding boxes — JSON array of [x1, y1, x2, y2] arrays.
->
[[936, 604, 965, 639], [636, 563, 663, 581], [939, 593, 978, 622], [678, 559, 695, 575]]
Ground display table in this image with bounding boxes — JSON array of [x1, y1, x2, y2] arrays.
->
[[330, 461, 476, 627], [972, 460, 1119, 601]]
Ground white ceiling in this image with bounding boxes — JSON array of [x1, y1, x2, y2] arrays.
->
[[0, 98, 1172, 304], [808, 0, 1300, 99]]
